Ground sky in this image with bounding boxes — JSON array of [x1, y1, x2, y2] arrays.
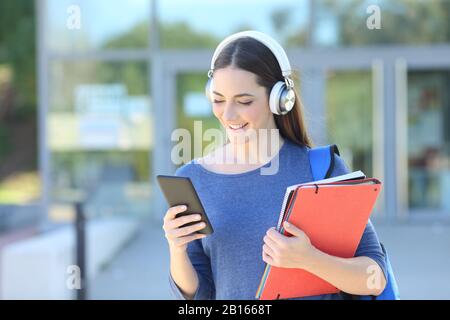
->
[[45, 0, 334, 48]]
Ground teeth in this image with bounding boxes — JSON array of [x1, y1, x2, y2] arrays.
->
[[229, 123, 247, 129]]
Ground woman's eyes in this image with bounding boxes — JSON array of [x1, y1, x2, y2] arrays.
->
[[212, 100, 253, 106]]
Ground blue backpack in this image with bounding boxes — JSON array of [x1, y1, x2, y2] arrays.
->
[[308, 144, 400, 300]]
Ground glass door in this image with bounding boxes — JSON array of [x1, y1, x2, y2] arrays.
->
[[406, 70, 450, 214], [48, 60, 153, 221], [326, 70, 375, 176], [324, 66, 384, 218]]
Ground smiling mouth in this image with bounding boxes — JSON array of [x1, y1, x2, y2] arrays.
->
[[227, 123, 249, 131]]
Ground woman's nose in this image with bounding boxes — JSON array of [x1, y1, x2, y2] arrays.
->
[[222, 102, 239, 121]]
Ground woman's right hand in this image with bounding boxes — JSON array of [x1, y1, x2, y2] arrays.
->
[[163, 205, 207, 254]]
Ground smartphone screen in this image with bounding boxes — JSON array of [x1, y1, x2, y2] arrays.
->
[[157, 175, 213, 235]]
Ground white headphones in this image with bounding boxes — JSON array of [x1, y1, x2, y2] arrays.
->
[[205, 30, 296, 116]]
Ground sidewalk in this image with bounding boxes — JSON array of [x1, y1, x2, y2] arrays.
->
[[376, 222, 450, 299], [90, 219, 450, 300], [90, 218, 173, 299]]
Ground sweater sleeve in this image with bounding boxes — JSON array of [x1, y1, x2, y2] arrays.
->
[[168, 163, 215, 300], [329, 153, 388, 281], [353, 219, 388, 281]]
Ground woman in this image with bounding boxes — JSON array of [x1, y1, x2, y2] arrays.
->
[[163, 31, 387, 300]]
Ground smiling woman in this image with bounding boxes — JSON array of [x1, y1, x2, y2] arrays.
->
[[208, 66, 282, 164], [164, 31, 388, 300], [202, 32, 312, 167], [199, 31, 311, 171]]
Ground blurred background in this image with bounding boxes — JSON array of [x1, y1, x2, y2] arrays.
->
[[0, 0, 449, 299]]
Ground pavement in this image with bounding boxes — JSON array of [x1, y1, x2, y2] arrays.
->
[[90, 217, 173, 300], [90, 218, 450, 300], [376, 222, 450, 299]]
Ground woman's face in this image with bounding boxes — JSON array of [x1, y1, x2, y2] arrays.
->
[[210, 66, 277, 145]]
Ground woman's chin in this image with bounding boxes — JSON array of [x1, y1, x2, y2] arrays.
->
[[227, 133, 253, 145]]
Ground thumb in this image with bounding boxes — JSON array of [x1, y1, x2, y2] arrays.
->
[[283, 221, 305, 237]]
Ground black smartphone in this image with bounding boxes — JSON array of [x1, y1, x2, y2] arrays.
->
[[156, 175, 214, 235]]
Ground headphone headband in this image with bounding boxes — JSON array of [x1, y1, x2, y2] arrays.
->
[[209, 30, 292, 78]]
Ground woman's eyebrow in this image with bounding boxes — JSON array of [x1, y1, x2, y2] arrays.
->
[[212, 91, 255, 98]]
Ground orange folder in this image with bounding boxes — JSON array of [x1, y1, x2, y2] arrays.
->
[[256, 178, 382, 300]]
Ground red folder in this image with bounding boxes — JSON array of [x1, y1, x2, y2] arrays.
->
[[256, 178, 382, 300]]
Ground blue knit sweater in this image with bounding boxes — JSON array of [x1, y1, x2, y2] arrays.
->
[[169, 139, 387, 300]]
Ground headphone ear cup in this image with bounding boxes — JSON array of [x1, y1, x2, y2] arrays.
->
[[280, 86, 296, 114], [269, 81, 296, 115], [205, 78, 212, 101], [269, 81, 285, 115]]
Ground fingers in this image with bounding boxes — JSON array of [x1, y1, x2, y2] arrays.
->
[[266, 227, 287, 247], [163, 205, 209, 252], [167, 213, 202, 230], [166, 221, 206, 239], [283, 221, 304, 237], [172, 233, 206, 248], [263, 233, 280, 251], [262, 243, 277, 258], [164, 205, 189, 222], [262, 251, 275, 266]]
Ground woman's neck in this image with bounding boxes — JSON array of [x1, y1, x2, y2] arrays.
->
[[224, 134, 285, 166]]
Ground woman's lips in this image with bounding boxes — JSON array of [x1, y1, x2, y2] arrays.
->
[[227, 123, 249, 131]]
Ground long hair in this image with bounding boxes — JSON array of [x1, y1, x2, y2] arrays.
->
[[212, 36, 313, 148]]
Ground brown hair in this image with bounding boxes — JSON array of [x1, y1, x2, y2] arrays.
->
[[212, 36, 313, 148]]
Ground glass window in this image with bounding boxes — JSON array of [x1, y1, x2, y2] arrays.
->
[[159, 0, 310, 49], [175, 72, 223, 163], [326, 70, 374, 176], [46, 0, 150, 53], [312, 0, 450, 47], [407, 70, 450, 211], [48, 61, 153, 221], [0, 2, 41, 207]]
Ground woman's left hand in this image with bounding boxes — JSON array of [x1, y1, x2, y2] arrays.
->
[[262, 221, 317, 269]]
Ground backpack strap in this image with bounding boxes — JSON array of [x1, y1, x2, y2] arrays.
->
[[308, 144, 341, 181]]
